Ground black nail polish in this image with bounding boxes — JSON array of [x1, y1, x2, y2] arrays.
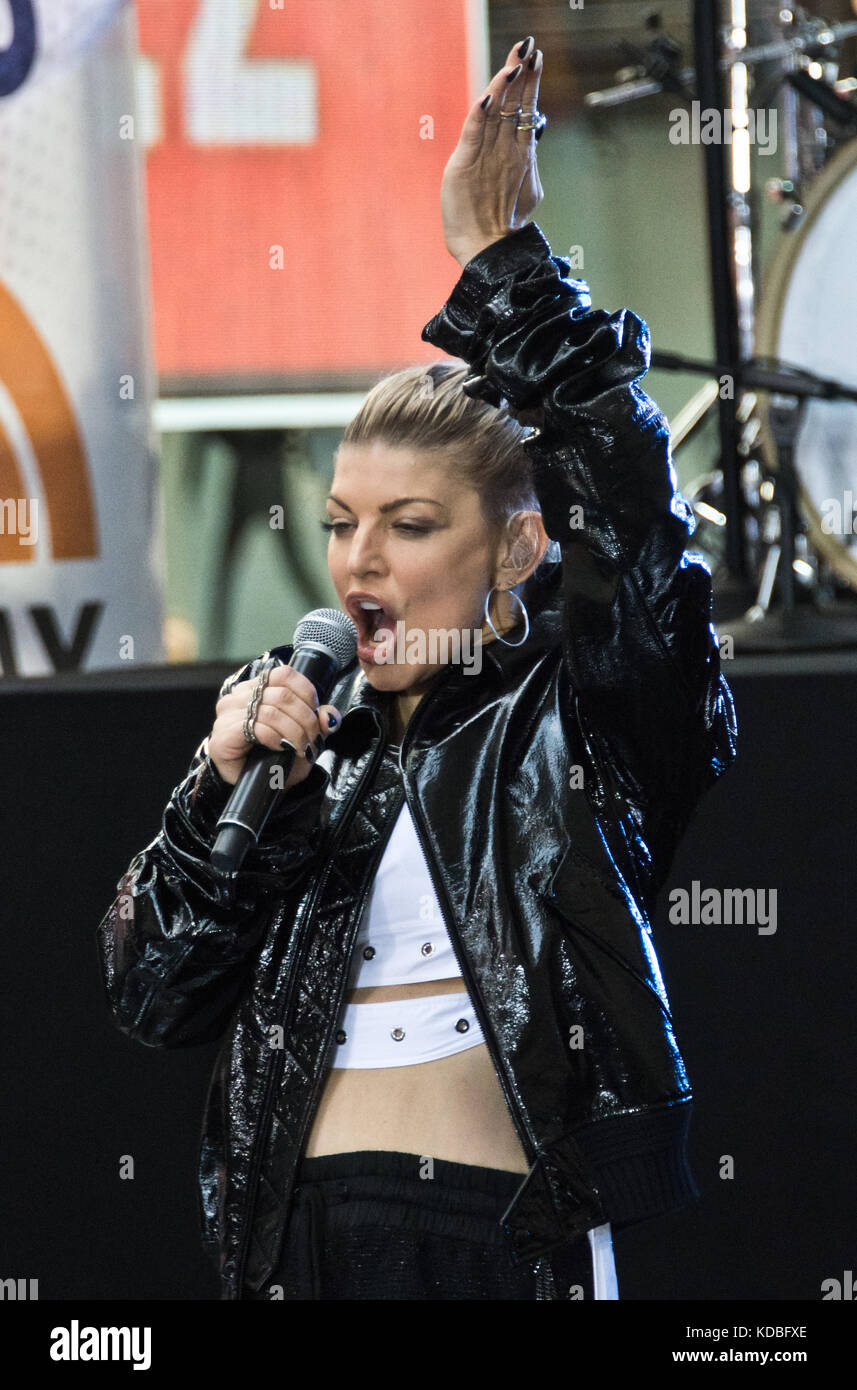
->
[[506, 64, 522, 82], [528, 53, 537, 70], [517, 37, 532, 60], [305, 744, 314, 763], [280, 738, 292, 752], [480, 93, 491, 110]]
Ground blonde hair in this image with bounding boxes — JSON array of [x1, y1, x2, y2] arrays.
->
[[337, 362, 539, 531]]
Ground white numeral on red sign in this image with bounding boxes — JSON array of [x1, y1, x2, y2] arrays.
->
[[183, 0, 318, 144]]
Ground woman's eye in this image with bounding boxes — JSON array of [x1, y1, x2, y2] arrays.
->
[[319, 520, 432, 536]]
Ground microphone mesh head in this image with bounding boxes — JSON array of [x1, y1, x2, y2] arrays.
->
[[293, 608, 358, 669]]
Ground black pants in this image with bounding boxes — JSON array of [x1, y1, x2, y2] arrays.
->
[[248, 1149, 597, 1301]]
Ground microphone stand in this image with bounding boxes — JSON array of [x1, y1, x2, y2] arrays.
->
[[692, 0, 747, 584]]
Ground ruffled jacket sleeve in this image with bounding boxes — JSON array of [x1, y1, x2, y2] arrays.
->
[[422, 223, 737, 896]]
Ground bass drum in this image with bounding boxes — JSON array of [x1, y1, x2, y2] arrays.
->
[[755, 135, 857, 591]]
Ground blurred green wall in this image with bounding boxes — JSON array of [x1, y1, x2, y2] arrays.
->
[[158, 103, 785, 664]]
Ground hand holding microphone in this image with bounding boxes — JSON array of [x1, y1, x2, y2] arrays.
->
[[208, 664, 340, 791], [208, 608, 357, 875]]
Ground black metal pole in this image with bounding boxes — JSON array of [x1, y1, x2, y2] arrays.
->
[[692, 0, 747, 580]]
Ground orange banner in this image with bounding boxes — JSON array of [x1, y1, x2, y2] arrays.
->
[[137, 0, 484, 386]]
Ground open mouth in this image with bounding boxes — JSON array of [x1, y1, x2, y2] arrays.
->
[[347, 598, 397, 646]]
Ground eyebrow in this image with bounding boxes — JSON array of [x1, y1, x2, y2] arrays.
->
[[326, 494, 446, 515]]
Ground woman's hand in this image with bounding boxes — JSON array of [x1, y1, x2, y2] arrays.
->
[[441, 36, 544, 269], [207, 664, 341, 790]]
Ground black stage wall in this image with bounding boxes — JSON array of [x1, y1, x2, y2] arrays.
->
[[1, 652, 854, 1300]]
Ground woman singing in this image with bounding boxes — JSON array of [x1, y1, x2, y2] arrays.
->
[[96, 35, 737, 1301]]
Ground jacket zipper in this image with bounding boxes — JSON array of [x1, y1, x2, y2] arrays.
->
[[400, 754, 558, 1292], [233, 721, 386, 1298], [395, 718, 538, 1176], [280, 777, 410, 1199]]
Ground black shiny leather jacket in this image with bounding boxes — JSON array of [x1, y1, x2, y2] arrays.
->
[[96, 222, 737, 1300]]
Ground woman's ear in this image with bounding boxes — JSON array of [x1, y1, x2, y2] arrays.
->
[[495, 510, 550, 588]]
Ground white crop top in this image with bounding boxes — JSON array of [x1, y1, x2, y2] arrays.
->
[[345, 797, 461, 991], [326, 743, 485, 1069]]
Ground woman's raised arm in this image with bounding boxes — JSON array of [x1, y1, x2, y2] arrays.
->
[[424, 38, 737, 892]]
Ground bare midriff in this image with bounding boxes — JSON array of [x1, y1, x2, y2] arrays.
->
[[305, 679, 530, 1175], [303, 977, 530, 1174]]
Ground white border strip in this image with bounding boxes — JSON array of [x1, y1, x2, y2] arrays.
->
[[152, 393, 367, 432], [467, 0, 490, 98]]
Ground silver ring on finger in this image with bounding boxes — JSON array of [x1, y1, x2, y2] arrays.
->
[[516, 111, 547, 135], [242, 668, 272, 745], [242, 703, 260, 744]]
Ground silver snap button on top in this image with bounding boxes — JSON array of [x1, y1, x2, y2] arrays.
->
[[362, 945, 375, 959], [421, 942, 434, 956], [335, 1029, 347, 1044], [391, 1027, 405, 1041], [455, 1018, 469, 1033]]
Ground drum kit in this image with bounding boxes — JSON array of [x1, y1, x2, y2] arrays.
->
[[585, 2, 857, 650]]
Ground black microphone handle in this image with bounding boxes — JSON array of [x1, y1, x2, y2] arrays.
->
[[210, 645, 340, 876]]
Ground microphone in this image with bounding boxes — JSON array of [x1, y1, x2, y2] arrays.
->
[[210, 608, 357, 876]]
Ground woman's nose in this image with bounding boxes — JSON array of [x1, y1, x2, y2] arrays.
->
[[347, 527, 386, 573]]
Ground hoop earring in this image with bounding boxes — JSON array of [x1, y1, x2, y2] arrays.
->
[[484, 586, 530, 647]]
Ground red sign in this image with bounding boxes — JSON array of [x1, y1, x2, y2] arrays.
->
[[137, 0, 483, 386]]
